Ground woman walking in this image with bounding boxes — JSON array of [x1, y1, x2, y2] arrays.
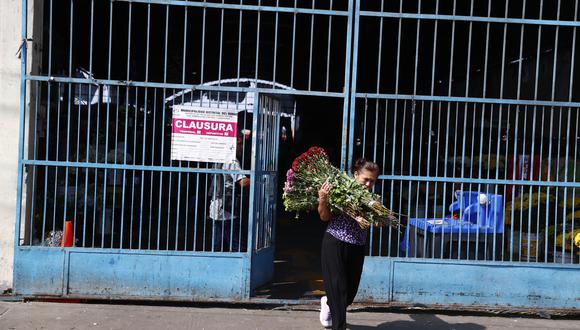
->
[[318, 159, 380, 329]]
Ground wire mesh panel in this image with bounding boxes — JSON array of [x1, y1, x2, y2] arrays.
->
[[352, 0, 580, 264]]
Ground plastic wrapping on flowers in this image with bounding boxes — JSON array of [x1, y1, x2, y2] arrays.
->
[[282, 146, 401, 230]]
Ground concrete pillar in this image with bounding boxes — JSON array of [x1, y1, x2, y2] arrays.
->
[[0, 0, 41, 292]]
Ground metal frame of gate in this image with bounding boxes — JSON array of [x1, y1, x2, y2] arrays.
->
[[13, 0, 354, 301], [349, 1, 579, 310], [14, 0, 579, 308]]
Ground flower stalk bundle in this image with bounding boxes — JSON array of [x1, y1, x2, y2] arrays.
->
[[283, 147, 401, 230]]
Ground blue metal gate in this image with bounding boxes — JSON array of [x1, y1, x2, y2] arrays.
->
[[350, 1, 580, 310], [14, 0, 579, 308], [13, 0, 353, 300]]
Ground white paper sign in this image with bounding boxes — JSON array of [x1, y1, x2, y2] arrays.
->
[[170, 104, 238, 163]]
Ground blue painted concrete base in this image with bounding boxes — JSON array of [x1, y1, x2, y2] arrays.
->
[[14, 247, 249, 300], [357, 257, 580, 309]]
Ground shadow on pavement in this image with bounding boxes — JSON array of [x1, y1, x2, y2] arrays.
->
[[348, 313, 487, 330]]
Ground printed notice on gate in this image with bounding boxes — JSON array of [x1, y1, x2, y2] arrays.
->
[[171, 104, 238, 163]]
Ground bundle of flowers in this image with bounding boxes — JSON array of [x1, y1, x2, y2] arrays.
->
[[283, 147, 401, 229]]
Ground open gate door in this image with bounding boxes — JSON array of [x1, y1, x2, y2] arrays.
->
[[249, 95, 282, 291]]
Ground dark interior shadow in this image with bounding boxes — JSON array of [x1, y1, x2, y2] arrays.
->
[[348, 313, 487, 330]]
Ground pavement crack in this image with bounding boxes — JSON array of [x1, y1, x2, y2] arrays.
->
[[0, 307, 10, 318]]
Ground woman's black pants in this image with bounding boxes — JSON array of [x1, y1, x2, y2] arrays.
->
[[321, 232, 365, 330]]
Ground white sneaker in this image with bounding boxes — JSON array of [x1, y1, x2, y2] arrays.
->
[[319, 296, 332, 328]]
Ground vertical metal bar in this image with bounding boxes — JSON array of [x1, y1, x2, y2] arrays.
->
[[325, 0, 333, 92], [73, 82, 82, 247], [464, 0, 474, 97], [236, 6, 243, 85], [111, 87, 120, 248], [417, 101, 429, 257], [118, 3, 133, 249], [553, 108, 563, 261], [539, 106, 547, 262], [571, 108, 579, 263], [254, 0, 262, 81], [442, 0, 458, 258], [15, 0, 29, 248], [42, 0, 55, 246], [529, 6, 544, 260], [389, 100, 398, 255], [203, 171, 209, 251], [346, 0, 359, 170], [82, 92, 90, 247], [373, 103, 379, 164], [395, 0, 403, 95], [27, 84, 38, 247], [165, 93, 174, 250], [399, 100, 408, 256], [433, 102, 442, 256], [467, 103, 477, 259], [362, 98, 367, 157], [562, 108, 572, 262], [80, 0, 96, 248], [465, 0, 476, 258], [193, 172, 200, 251], [424, 99, 434, 256], [138, 5, 151, 250], [412, 1, 421, 96], [100, 2, 113, 247], [567, 0, 579, 263], [50, 107, 60, 245], [290, 0, 297, 88], [488, 103, 498, 261], [92, 90, 101, 248], [457, 101, 470, 259], [521, 106, 529, 261], [509, 105, 520, 261], [217, 5, 224, 88], [498, 0, 510, 260], [529, 12, 547, 257], [200, 4, 206, 84], [156, 5, 170, 250], [408, 99, 417, 256], [246, 95, 261, 254], [184, 170, 190, 250], [175, 7, 189, 251], [273, 0, 280, 86], [440, 101, 452, 258], [149, 89, 157, 249], [552, 0, 565, 263], [63, 0, 75, 244], [492, 102, 503, 260], [381, 99, 389, 256], [129, 89, 138, 249], [509, 1, 527, 262], [308, 0, 315, 90]]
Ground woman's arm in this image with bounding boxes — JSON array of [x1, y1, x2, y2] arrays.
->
[[318, 181, 332, 222]]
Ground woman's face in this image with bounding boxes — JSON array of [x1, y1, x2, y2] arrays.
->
[[354, 169, 378, 191]]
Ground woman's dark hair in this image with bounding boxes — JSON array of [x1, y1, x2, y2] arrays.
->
[[352, 158, 379, 174]]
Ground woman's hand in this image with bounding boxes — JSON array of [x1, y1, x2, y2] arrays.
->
[[317, 181, 332, 221], [318, 181, 331, 203]]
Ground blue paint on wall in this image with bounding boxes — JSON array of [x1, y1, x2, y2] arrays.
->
[[13, 248, 66, 296], [357, 257, 580, 309], [67, 251, 247, 299], [14, 247, 249, 300]]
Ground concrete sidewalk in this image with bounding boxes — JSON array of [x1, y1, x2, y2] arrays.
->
[[0, 301, 578, 330]]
